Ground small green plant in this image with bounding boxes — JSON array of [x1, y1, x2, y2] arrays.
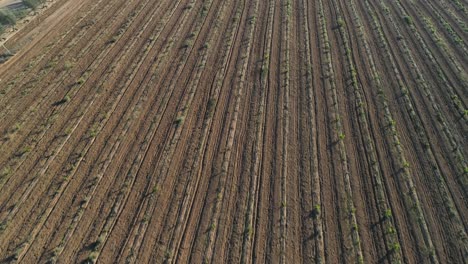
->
[[108, 35, 118, 44], [216, 190, 222, 201], [64, 127, 73, 136], [151, 184, 159, 195], [281, 201, 287, 208], [403, 16, 413, 25], [92, 236, 103, 250], [188, 32, 196, 39], [382, 6, 390, 14], [207, 99, 215, 116], [89, 129, 97, 138], [12, 123, 21, 132], [201, 43, 209, 49], [402, 161, 410, 169], [390, 242, 400, 253], [76, 77, 85, 85], [45, 60, 58, 69], [401, 88, 408, 95], [384, 209, 392, 219], [62, 173, 70, 181], [312, 204, 321, 219], [338, 133, 345, 140], [174, 116, 185, 126], [358, 256, 364, 264], [142, 215, 150, 223], [209, 223, 216, 231], [421, 246, 435, 257], [54, 96, 70, 106], [11, 246, 22, 260], [201, 5, 208, 17], [0, 166, 11, 179], [164, 250, 172, 260], [182, 40, 191, 49], [63, 60, 73, 70], [89, 124, 99, 138], [337, 18, 344, 28], [245, 224, 253, 236], [86, 252, 98, 264], [17, 146, 32, 156]]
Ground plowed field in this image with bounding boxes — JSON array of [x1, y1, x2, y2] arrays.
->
[[0, 0, 466, 263]]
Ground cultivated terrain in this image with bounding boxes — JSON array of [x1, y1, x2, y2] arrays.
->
[[0, 0, 466, 263]]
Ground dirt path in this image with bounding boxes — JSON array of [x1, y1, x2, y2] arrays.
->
[[0, 0, 21, 9]]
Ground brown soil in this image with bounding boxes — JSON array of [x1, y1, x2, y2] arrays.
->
[[0, 0, 466, 263]]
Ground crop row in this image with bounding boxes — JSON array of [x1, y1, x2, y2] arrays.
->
[[316, 0, 364, 261], [0, 0, 140, 191], [296, 0, 324, 261], [333, 0, 405, 261], [240, 0, 274, 262], [42, 0, 188, 262], [0, 0, 173, 260], [360, 0, 468, 261], [0, 0, 148, 235], [379, 0, 467, 205], [76, 0, 218, 262]]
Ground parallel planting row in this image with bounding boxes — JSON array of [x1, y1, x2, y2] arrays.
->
[[0, 0, 466, 262]]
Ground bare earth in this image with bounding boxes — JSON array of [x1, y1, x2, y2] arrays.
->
[[0, 0, 466, 263], [0, 0, 21, 9]]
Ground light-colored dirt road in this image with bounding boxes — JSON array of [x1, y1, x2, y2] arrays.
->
[[0, 0, 22, 9]]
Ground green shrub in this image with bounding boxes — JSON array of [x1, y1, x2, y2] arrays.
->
[[206, 98, 215, 116], [311, 204, 320, 219], [403, 16, 413, 25], [0, 166, 11, 178], [338, 133, 345, 140], [174, 116, 185, 125], [390, 242, 400, 252], [337, 18, 344, 28], [64, 60, 73, 70], [402, 161, 410, 168], [0, 9, 16, 26], [384, 209, 392, 219], [24, 0, 40, 10], [54, 95, 70, 105]]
